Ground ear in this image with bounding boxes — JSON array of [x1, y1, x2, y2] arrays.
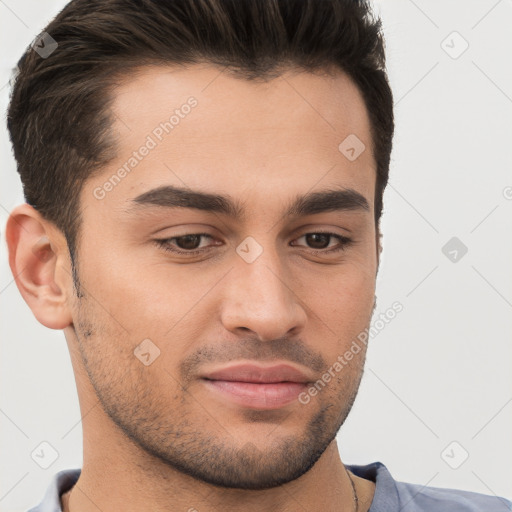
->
[[5, 203, 74, 330]]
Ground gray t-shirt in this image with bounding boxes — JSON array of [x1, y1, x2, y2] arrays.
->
[[27, 461, 511, 511]]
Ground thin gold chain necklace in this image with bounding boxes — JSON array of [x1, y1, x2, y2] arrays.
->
[[346, 467, 359, 512]]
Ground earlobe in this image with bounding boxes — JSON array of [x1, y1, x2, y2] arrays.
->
[[5, 203, 74, 330]]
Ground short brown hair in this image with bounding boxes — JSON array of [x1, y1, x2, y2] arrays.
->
[[7, 0, 394, 282]]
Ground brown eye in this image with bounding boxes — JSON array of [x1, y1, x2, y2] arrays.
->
[[304, 233, 331, 249], [154, 233, 215, 255], [174, 234, 203, 250], [292, 232, 353, 253]]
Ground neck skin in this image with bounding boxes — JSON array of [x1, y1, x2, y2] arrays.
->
[[61, 338, 375, 512]]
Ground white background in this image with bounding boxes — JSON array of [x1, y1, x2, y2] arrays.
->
[[1, 1, 511, 510]]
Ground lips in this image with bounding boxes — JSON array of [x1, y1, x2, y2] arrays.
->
[[201, 362, 313, 384], [200, 362, 313, 409]]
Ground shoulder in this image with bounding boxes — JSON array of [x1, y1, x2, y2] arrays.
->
[[393, 479, 511, 511], [27, 468, 81, 512], [346, 461, 511, 512]]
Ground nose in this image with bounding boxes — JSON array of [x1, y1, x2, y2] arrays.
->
[[220, 244, 307, 342]]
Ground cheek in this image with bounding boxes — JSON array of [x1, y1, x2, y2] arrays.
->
[[300, 260, 375, 326], [77, 246, 220, 370], [78, 242, 171, 324], [293, 263, 375, 377]]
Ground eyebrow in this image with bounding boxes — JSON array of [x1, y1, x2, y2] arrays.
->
[[125, 184, 369, 221]]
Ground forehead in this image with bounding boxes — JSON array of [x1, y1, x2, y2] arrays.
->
[[111, 64, 372, 152], [85, 64, 376, 218]]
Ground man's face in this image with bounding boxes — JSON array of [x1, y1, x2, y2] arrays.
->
[[71, 64, 378, 489]]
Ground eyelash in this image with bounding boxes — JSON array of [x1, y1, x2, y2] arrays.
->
[[154, 231, 353, 256]]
